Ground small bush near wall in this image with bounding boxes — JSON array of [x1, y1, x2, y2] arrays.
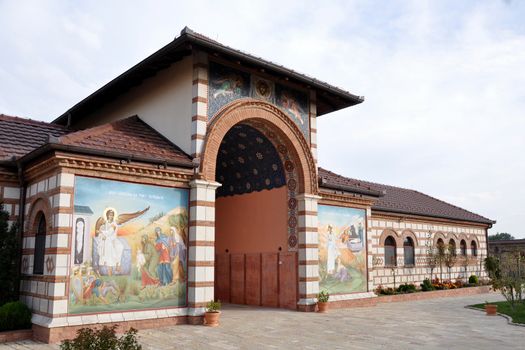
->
[[0, 204, 19, 305], [60, 325, 142, 350], [469, 275, 479, 285], [0, 301, 31, 331], [397, 283, 417, 294]]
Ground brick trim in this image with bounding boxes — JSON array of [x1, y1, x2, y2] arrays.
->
[[192, 96, 207, 104], [199, 99, 318, 194]]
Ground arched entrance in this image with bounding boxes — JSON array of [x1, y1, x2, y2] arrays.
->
[[194, 100, 319, 310]]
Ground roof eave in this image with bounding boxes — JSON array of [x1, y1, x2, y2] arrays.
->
[[54, 28, 363, 125], [372, 207, 495, 227], [319, 182, 384, 198], [17, 142, 195, 169]]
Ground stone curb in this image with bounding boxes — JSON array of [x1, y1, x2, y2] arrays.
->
[[464, 305, 525, 328]]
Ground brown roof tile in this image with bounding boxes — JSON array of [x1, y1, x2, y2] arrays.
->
[[0, 114, 70, 161], [319, 167, 494, 225], [58, 115, 192, 166]]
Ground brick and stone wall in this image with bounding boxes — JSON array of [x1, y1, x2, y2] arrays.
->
[[19, 170, 74, 323], [367, 215, 488, 289]]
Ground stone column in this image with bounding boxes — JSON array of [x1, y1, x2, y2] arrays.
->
[[187, 179, 220, 323], [297, 193, 321, 311]]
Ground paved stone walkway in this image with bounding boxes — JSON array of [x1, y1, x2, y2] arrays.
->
[[1, 293, 522, 349]]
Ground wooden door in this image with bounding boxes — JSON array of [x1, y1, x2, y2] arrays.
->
[[278, 252, 297, 309], [215, 253, 230, 302], [261, 252, 279, 307], [215, 251, 297, 309], [245, 253, 261, 306], [230, 253, 245, 304]]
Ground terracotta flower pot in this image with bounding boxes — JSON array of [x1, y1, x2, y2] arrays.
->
[[317, 302, 329, 313], [485, 304, 497, 316], [204, 311, 221, 327]]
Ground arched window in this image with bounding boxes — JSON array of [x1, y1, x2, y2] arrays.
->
[[385, 236, 397, 266], [449, 239, 457, 256], [403, 237, 415, 266], [471, 241, 478, 256], [33, 213, 46, 275], [460, 240, 467, 256]]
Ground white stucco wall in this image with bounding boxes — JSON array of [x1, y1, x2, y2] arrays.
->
[[76, 56, 193, 155]]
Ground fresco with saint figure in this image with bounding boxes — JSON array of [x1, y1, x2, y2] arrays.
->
[[318, 205, 367, 294], [68, 176, 189, 314]]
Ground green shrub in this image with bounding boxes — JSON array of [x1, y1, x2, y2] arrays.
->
[[205, 300, 221, 313], [397, 283, 417, 294], [469, 275, 479, 284], [60, 325, 142, 350], [317, 290, 330, 302], [0, 204, 19, 305], [375, 285, 396, 295], [420, 278, 435, 292], [0, 301, 32, 331]]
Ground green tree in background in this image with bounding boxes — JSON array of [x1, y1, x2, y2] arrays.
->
[[0, 204, 19, 305], [488, 232, 515, 241]]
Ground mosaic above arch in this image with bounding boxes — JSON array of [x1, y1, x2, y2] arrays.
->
[[208, 61, 310, 141]]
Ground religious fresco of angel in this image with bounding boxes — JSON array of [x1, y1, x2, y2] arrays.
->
[[69, 176, 189, 314], [208, 61, 250, 119], [275, 84, 310, 140]]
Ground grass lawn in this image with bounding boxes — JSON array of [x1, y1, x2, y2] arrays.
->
[[471, 301, 525, 324]]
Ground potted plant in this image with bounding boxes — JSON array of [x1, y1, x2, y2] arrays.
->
[[204, 300, 221, 327], [317, 291, 330, 313], [484, 301, 497, 316]]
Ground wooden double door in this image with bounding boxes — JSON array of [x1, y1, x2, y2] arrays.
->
[[215, 252, 298, 309]]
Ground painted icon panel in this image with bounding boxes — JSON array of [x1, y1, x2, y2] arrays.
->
[[207, 61, 310, 142], [69, 176, 189, 314], [318, 205, 367, 294], [275, 84, 310, 140], [208, 61, 250, 119]]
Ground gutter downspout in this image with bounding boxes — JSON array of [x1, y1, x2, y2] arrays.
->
[[15, 158, 26, 299]]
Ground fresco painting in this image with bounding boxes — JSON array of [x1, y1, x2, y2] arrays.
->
[[275, 84, 310, 140], [208, 61, 250, 119], [318, 205, 367, 294], [69, 177, 189, 314], [208, 62, 310, 142]]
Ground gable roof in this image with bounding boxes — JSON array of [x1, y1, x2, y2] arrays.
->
[[53, 27, 363, 126], [318, 167, 494, 225], [0, 114, 69, 161], [0, 114, 193, 168], [58, 115, 192, 166]]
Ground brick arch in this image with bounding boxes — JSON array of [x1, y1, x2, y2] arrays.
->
[[200, 99, 318, 194], [401, 229, 418, 247], [434, 232, 446, 246], [379, 229, 402, 247], [26, 196, 52, 235]]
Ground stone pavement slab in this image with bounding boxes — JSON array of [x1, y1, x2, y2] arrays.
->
[[1, 293, 522, 350]]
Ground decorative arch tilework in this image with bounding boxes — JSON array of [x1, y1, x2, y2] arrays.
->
[[208, 61, 310, 142], [245, 121, 299, 252], [216, 124, 286, 197]]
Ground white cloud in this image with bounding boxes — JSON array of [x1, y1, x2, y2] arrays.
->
[[0, 0, 523, 237]]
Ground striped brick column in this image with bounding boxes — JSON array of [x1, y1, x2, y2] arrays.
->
[[191, 51, 208, 159], [309, 91, 318, 169], [20, 171, 74, 325], [297, 193, 321, 311], [187, 179, 220, 321]]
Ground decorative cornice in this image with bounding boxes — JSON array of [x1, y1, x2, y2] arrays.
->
[[371, 211, 490, 229], [319, 190, 375, 208]]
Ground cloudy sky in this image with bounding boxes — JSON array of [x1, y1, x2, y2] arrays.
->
[[1, 0, 523, 237]]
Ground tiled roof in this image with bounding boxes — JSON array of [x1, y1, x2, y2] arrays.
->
[[59, 116, 193, 166], [319, 167, 494, 225], [0, 114, 69, 161], [0, 114, 192, 167]]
